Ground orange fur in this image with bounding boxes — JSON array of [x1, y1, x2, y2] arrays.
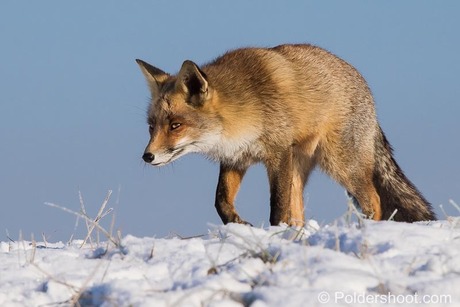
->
[[137, 44, 435, 225]]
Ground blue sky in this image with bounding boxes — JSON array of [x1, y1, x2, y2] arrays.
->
[[1, 1, 459, 241]]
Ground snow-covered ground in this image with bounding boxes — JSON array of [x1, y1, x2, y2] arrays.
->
[[1, 217, 459, 306]]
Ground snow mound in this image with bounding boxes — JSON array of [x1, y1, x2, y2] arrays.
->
[[1, 219, 459, 306]]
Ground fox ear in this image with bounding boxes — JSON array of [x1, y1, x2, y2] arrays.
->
[[136, 59, 169, 97], [176, 60, 209, 107]]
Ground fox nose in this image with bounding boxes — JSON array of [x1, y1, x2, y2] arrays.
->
[[142, 152, 155, 163]]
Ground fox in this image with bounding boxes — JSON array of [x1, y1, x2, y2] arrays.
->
[[136, 44, 436, 226]]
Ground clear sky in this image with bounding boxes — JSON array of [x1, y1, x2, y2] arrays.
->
[[1, 1, 459, 241]]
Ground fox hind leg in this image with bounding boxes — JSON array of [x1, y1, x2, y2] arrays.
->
[[318, 141, 382, 220], [346, 178, 382, 220], [347, 191, 360, 208]]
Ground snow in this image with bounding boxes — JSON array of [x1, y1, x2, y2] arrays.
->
[[1, 218, 459, 306]]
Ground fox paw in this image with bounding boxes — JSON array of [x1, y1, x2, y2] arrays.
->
[[234, 217, 253, 227]]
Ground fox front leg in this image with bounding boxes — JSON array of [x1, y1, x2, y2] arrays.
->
[[266, 147, 294, 226], [214, 163, 251, 225]]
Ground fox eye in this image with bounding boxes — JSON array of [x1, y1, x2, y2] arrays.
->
[[148, 125, 154, 133], [170, 123, 182, 131]]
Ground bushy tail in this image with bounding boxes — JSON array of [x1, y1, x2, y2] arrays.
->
[[373, 128, 436, 222]]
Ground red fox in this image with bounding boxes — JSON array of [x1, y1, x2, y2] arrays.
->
[[136, 44, 435, 226]]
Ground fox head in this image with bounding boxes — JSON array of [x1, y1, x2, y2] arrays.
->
[[137, 59, 223, 166]]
